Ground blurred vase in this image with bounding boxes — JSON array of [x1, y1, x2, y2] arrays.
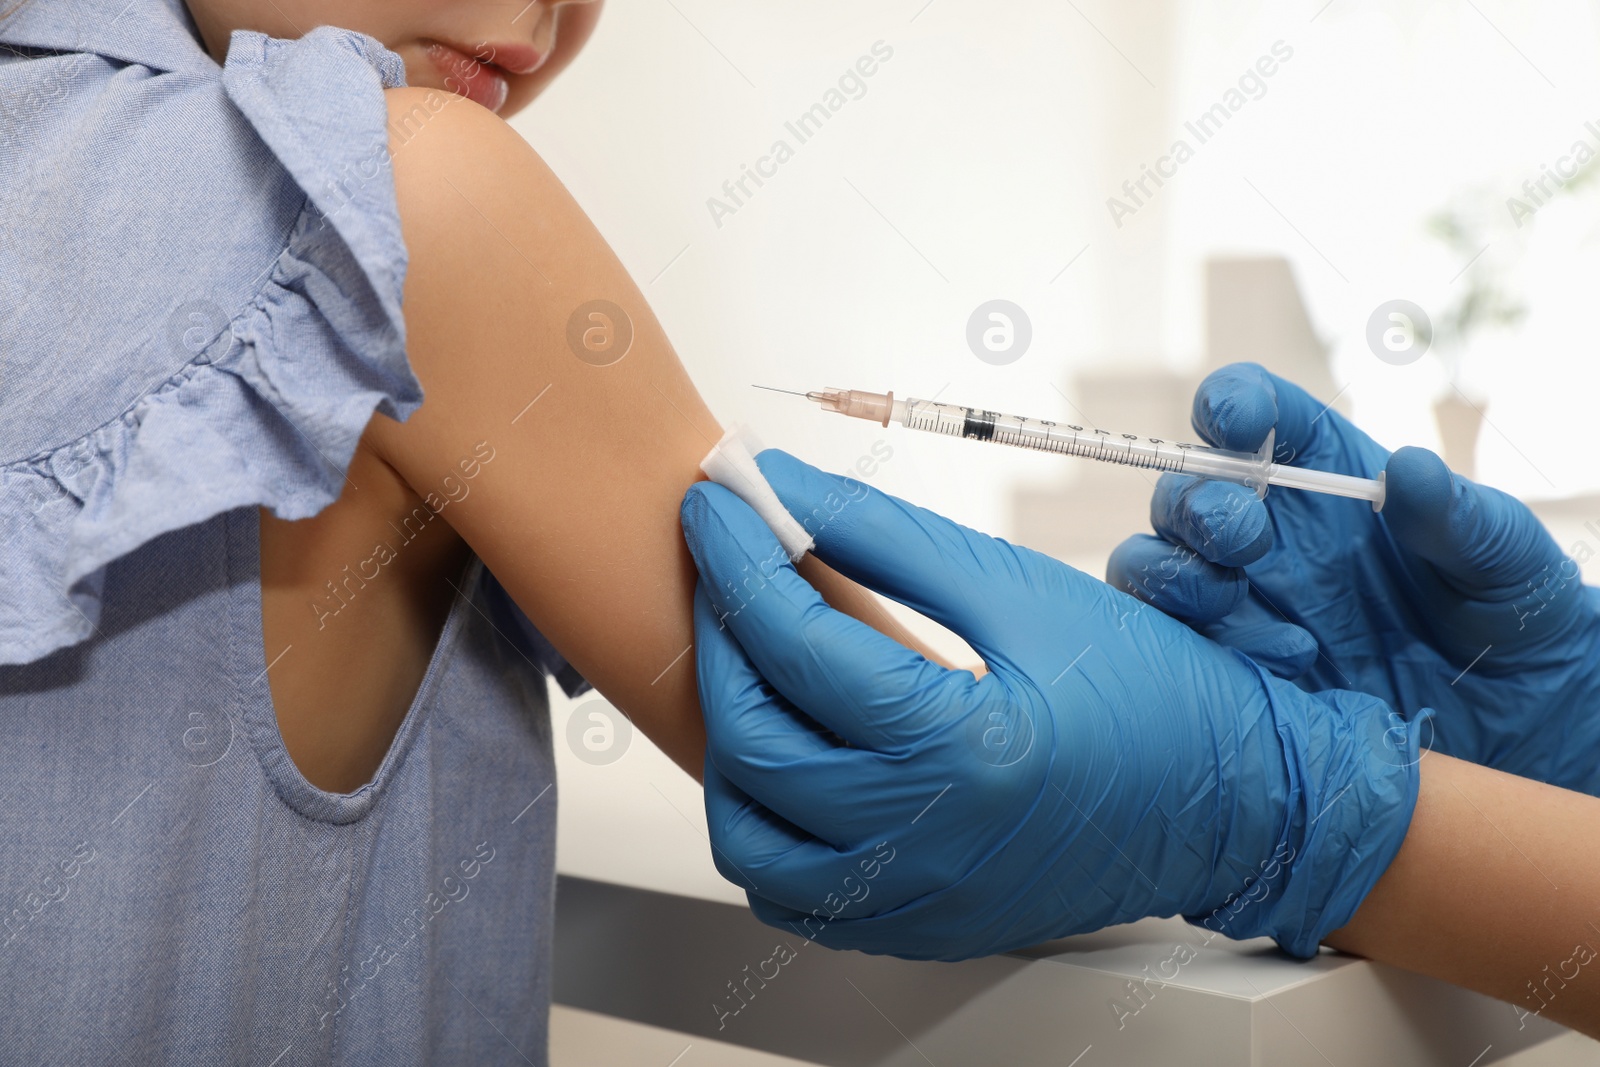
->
[[1433, 392, 1484, 479]]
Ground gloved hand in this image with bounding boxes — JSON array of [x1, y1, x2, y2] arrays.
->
[[1106, 362, 1600, 796], [679, 450, 1430, 962]]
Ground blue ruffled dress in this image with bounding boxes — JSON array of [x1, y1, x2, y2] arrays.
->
[[0, 1, 584, 1061]]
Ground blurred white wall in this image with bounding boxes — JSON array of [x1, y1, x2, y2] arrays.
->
[[1157, 0, 1600, 500], [516, 0, 1600, 524], [511, 0, 1182, 540]]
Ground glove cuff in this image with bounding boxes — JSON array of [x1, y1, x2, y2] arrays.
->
[[1186, 669, 1431, 958]]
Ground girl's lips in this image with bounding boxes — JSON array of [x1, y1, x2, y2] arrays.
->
[[421, 40, 527, 113], [474, 42, 547, 76]]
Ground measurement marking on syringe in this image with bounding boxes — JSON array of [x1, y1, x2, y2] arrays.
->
[[982, 428, 1190, 471]]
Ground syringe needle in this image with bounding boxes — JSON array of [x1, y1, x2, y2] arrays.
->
[[751, 384, 813, 397]]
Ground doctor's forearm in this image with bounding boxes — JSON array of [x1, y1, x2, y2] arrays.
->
[[1324, 752, 1600, 1040]]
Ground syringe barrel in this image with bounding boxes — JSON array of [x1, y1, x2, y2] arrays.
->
[[1170, 445, 1269, 489], [897, 397, 1267, 483]]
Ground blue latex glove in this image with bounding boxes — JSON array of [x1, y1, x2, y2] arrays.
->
[[1106, 362, 1600, 796], [679, 450, 1430, 962]]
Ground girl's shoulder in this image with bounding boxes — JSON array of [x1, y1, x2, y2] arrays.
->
[[0, 7, 423, 669]]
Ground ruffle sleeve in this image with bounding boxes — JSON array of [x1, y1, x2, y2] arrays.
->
[[0, 28, 414, 666]]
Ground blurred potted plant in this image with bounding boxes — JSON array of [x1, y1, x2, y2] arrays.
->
[[1423, 206, 1526, 478], [1425, 159, 1600, 476]]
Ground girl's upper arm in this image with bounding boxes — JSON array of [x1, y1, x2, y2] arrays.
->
[[365, 88, 936, 780]]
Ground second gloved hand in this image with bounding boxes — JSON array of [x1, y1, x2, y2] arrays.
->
[[1105, 363, 1600, 796], [680, 450, 1430, 962]]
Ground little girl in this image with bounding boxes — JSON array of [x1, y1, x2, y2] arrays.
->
[[0, 0, 929, 1061], [13, 1, 1600, 1059]]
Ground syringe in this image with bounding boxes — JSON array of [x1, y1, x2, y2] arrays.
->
[[757, 385, 1386, 511]]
